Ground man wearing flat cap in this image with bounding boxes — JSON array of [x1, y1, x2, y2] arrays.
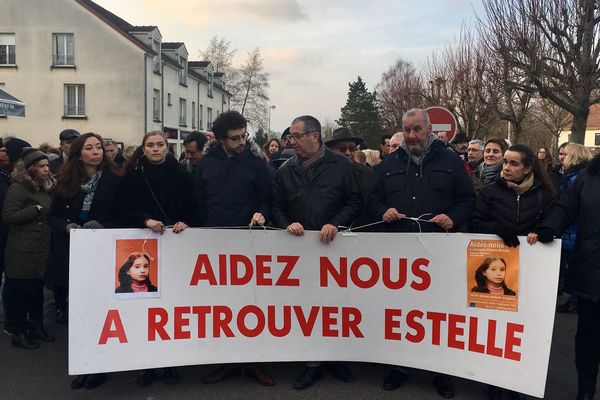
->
[[325, 127, 377, 230], [50, 129, 80, 174]]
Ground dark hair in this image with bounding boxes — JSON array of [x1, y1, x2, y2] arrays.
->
[[474, 257, 509, 290], [292, 115, 321, 134], [56, 132, 117, 198], [484, 138, 508, 154], [263, 138, 282, 158], [380, 134, 392, 145], [507, 144, 555, 195], [124, 131, 168, 173], [117, 252, 153, 290], [183, 131, 208, 151], [292, 115, 322, 144], [537, 146, 553, 167], [212, 111, 247, 141]]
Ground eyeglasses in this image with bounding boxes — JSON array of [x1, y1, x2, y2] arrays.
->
[[467, 148, 483, 152], [334, 145, 357, 152], [226, 133, 249, 142], [289, 131, 315, 141]]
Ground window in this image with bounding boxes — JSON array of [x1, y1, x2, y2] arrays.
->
[[152, 39, 161, 74], [178, 54, 187, 85], [64, 84, 85, 116], [53, 34, 74, 66], [192, 101, 196, 129], [179, 98, 186, 126], [0, 34, 16, 65], [208, 73, 214, 97], [153, 89, 160, 121], [198, 104, 203, 130], [207, 107, 213, 130], [167, 93, 172, 106], [595, 133, 600, 146]]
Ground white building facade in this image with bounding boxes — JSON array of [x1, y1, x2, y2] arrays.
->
[[0, 0, 230, 151]]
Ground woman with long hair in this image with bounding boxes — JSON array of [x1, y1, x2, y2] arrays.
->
[[118, 131, 195, 386], [262, 138, 281, 161], [555, 143, 593, 313], [536, 146, 553, 170], [469, 144, 555, 399], [472, 138, 508, 192], [2, 148, 55, 350], [47, 132, 121, 389]]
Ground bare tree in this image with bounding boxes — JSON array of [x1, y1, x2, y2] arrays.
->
[[230, 48, 270, 129], [425, 25, 498, 139], [199, 36, 237, 76], [376, 58, 425, 130], [529, 96, 571, 151], [482, 44, 533, 144], [479, 0, 600, 143]]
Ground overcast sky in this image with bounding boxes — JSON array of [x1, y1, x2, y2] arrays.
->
[[94, 0, 484, 133]]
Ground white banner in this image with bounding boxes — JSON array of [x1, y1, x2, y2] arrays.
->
[[69, 229, 560, 398]]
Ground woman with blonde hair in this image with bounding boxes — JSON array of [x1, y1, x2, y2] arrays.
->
[[363, 149, 381, 168], [556, 143, 593, 313]]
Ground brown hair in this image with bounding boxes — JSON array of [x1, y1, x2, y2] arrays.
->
[[55, 132, 116, 198]]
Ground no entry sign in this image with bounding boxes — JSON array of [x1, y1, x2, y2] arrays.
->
[[426, 106, 457, 140]]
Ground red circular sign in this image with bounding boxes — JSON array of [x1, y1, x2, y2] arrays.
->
[[426, 106, 458, 141]]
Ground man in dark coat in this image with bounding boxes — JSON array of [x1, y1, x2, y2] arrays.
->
[[181, 131, 208, 176], [368, 108, 475, 399], [271, 115, 362, 390], [369, 109, 475, 234], [195, 111, 270, 228], [49, 129, 80, 174], [325, 127, 377, 230], [195, 111, 273, 386], [536, 153, 600, 400]]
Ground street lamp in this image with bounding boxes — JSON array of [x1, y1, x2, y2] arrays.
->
[[268, 105, 276, 134]]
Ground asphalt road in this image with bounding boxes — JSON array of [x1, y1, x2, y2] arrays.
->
[[0, 292, 586, 400]]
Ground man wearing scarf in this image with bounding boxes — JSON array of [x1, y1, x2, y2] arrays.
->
[[271, 115, 362, 390], [367, 108, 475, 399]]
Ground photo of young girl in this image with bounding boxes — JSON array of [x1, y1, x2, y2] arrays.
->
[[471, 256, 516, 296], [467, 239, 519, 311], [114, 238, 159, 299], [115, 252, 157, 294]]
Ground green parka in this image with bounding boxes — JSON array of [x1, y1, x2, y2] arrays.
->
[[2, 161, 55, 279]]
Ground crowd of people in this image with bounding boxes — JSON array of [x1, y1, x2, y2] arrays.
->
[[0, 107, 598, 400]]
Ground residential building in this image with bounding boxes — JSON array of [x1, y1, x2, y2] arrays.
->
[[559, 104, 600, 151], [0, 0, 230, 153]]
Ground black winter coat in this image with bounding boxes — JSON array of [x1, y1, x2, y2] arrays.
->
[[368, 140, 475, 232], [271, 148, 362, 230], [47, 166, 121, 288], [469, 177, 554, 236], [540, 154, 600, 302], [118, 156, 196, 228], [195, 142, 271, 227]]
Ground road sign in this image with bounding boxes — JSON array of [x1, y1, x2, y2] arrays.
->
[[426, 106, 457, 140]]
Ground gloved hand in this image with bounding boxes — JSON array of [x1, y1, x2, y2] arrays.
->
[[497, 227, 520, 247], [535, 227, 556, 243], [65, 223, 81, 234], [82, 220, 104, 229]]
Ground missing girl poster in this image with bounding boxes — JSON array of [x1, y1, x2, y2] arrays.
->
[[114, 238, 160, 299], [467, 239, 519, 312]]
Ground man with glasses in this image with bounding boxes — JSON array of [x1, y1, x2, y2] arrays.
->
[[466, 139, 484, 174], [325, 127, 377, 230], [195, 111, 273, 386], [271, 115, 362, 390]]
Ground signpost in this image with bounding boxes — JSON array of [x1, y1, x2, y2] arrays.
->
[[426, 106, 457, 140]]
